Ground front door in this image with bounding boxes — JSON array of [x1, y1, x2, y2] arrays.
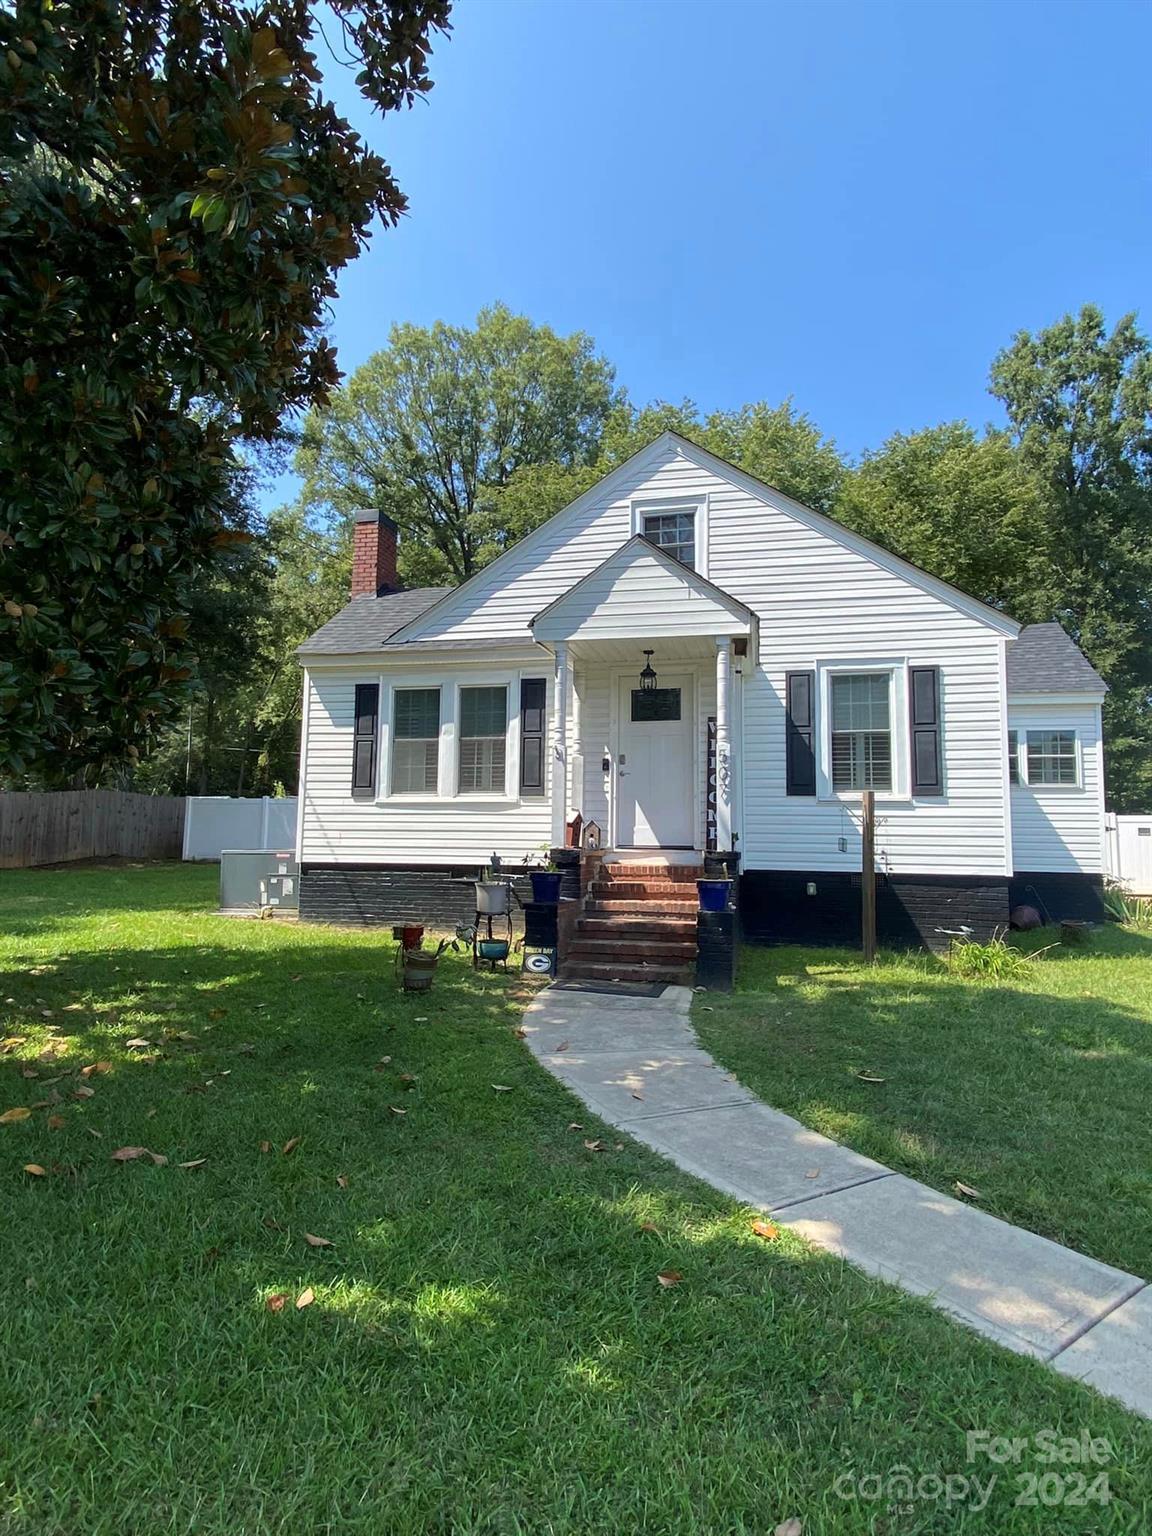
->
[[617, 674, 695, 847]]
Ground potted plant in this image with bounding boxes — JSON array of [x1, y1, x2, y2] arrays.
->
[[524, 847, 562, 905], [399, 937, 453, 993], [474, 858, 511, 915], [696, 877, 732, 913]]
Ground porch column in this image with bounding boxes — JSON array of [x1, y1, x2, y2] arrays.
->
[[551, 642, 569, 848], [714, 636, 733, 851]]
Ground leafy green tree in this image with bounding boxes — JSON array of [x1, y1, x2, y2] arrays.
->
[[296, 305, 621, 583], [834, 423, 1048, 616], [991, 306, 1152, 809], [0, 0, 451, 784]]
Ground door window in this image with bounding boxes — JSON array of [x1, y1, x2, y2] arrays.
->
[[630, 687, 681, 722]]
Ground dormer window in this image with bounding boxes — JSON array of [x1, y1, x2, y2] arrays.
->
[[643, 510, 695, 568]]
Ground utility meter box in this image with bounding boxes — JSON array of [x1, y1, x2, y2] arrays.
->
[[219, 850, 299, 916]]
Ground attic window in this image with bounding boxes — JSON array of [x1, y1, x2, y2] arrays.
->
[[643, 511, 695, 568]]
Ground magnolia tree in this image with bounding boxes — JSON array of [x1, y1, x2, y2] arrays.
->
[[0, 0, 450, 782]]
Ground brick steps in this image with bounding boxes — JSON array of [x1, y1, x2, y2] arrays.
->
[[560, 958, 695, 986], [589, 880, 699, 900], [586, 899, 698, 916], [577, 916, 695, 939], [567, 936, 696, 961]]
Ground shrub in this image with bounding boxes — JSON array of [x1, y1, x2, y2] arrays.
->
[[945, 933, 1033, 981]]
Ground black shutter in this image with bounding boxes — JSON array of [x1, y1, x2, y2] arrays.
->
[[351, 683, 379, 799], [909, 666, 943, 796], [785, 671, 816, 795], [519, 678, 547, 797]]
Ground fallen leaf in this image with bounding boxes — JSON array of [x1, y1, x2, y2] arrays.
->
[[22, 1163, 47, 1177], [854, 1071, 886, 1084], [178, 1158, 208, 1170], [80, 1062, 111, 1078], [554, 1041, 569, 1052], [0, 1107, 32, 1124], [110, 1146, 149, 1162], [259, 1140, 272, 1154], [266, 1293, 287, 1314], [304, 1233, 333, 1248], [1, 1036, 27, 1053], [491, 1084, 513, 1092], [207, 1008, 226, 1021], [281, 1137, 301, 1155], [296, 1287, 315, 1309], [751, 1220, 780, 1241], [40, 1009, 54, 1019], [146, 1150, 168, 1167], [125, 1038, 152, 1050], [145, 1106, 157, 1118], [86, 1127, 103, 1139], [583, 1139, 605, 1152], [639, 1220, 659, 1233], [614, 1143, 624, 1150], [512, 1027, 527, 1040], [262, 1217, 286, 1231], [46, 1114, 65, 1131], [71, 1086, 96, 1100], [388, 1105, 407, 1116], [631, 1091, 644, 1101], [398, 1072, 417, 1085], [20, 1070, 38, 1080], [62, 1002, 84, 1013], [657, 1269, 683, 1288], [954, 1181, 982, 1200], [567, 1122, 584, 1132], [804, 1168, 821, 1180], [774, 1521, 804, 1536], [336, 1174, 349, 1190]]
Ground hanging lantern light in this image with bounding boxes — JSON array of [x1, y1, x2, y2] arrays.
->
[[638, 650, 658, 691]]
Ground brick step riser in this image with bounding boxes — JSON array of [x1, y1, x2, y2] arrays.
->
[[586, 901, 698, 916], [576, 919, 696, 939], [590, 882, 699, 900], [567, 941, 697, 961], [559, 961, 695, 985], [597, 868, 701, 883]]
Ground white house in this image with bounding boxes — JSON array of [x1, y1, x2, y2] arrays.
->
[[296, 431, 1107, 971]]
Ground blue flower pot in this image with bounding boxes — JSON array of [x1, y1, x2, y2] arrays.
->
[[529, 870, 563, 904], [697, 878, 732, 912]]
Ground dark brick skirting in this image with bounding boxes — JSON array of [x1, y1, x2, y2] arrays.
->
[[1009, 872, 1105, 925], [696, 909, 736, 990], [299, 863, 530, 928], [739, 870, 1011, 951]]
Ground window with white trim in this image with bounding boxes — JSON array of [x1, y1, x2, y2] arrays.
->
[[391, 687, 440, 794], [643, 510, 695, 568], [1008, 729, 1019, 784], [458, 685, 508, 794], [1026, 729, 1077, 786], [830, 673, 892, 792]]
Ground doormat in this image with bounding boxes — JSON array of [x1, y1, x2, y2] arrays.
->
[[550, 981, 666, 999]]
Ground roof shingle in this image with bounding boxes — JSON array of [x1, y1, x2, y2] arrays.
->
[[297, 588, 452, 655], [1006, 623, 1106, 694]]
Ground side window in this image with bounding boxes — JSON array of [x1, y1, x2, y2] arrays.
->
[[830, 673, 892, 792], [1026, 730, 1078, 786], [391, 688, 440, 794], [459, 685, 508, 794]]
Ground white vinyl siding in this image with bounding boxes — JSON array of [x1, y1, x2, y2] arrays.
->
[[1010, 702, 1105, 873]]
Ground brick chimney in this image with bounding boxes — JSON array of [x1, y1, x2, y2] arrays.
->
[[351, 509, 400, 598]]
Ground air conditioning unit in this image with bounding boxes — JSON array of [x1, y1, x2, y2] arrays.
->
[[219, 850, 299, 916]]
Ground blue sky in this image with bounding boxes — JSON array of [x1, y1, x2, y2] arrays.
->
[[266, 0, 1150, 507]]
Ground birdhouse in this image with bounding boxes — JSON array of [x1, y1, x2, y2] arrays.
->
[[584, 819, 602, 850]]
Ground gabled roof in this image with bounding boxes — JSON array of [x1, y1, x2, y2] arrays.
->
[[298, 587, 452, 656], [1007, 623, 1107, 694], [531, 535, 754, 641], [389, 430, 1021, 646]]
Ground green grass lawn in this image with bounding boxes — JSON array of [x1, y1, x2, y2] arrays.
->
[[2, 864, 1151, 1535], [693, 929, 1152, 1281]]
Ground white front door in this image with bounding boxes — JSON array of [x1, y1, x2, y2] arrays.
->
[[616, 673, 695, 847]]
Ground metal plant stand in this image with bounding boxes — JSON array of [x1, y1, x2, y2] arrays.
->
[[472, 907, 513, 972]]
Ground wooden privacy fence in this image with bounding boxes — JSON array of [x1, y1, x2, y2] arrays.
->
[[0, 791, 186, 869]]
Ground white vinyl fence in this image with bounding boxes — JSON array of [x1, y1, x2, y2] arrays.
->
[[1104, 812, 1152, 896], [182, 796, 299, 862]]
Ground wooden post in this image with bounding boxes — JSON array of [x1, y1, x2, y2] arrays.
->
[[861, 789, 876, 963]]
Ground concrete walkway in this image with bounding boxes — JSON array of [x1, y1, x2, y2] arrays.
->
[[521, 983, 1152, 1420]]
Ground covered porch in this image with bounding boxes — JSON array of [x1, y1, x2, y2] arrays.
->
[[530, 536, 756, 858]]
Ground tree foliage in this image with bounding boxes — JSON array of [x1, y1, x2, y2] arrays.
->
[[296, 304, 621, 583], [0, 0, 450, 783], [990, 306, 1152, 809]]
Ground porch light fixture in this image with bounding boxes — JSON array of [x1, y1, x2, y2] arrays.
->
[[638, 650, 658, 691]]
